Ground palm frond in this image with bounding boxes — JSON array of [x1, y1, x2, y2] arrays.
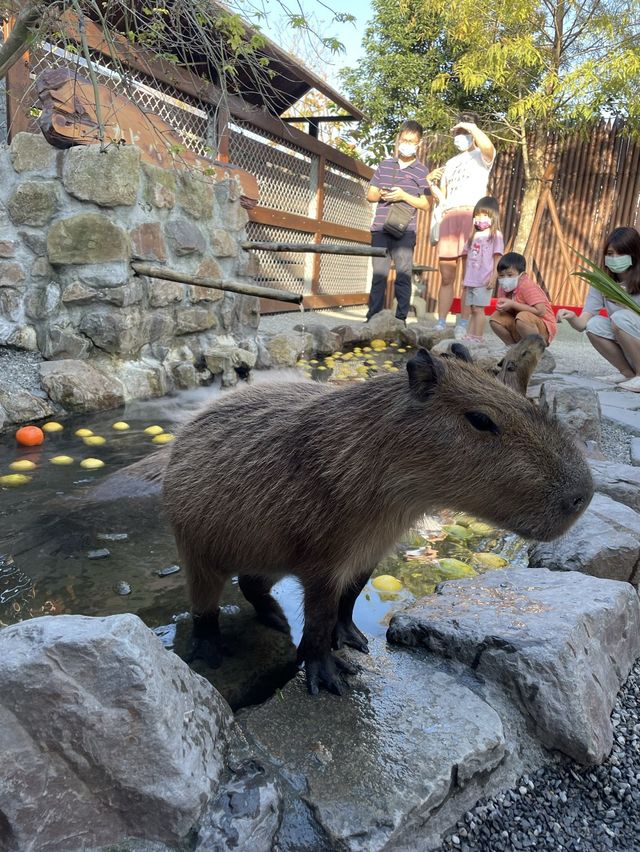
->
[[571, 247, 640, 317]]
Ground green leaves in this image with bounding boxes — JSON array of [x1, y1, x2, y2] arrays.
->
[[571, 249, 640, 317]]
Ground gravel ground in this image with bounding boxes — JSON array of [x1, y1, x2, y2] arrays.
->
[[0, 348, 43, 393]]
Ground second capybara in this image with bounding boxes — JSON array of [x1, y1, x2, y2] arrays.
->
[[162, 347, 594, 696]]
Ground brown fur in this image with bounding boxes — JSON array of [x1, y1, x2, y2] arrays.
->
[[162, 349, 593, 694], [494, 334, 546, 396]]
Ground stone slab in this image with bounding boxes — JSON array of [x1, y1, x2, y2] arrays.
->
[[597, 390, 640, 410], [631, 437, 640, 467], [388, 567, 640, 765], [239, 639, 506, 851], [601, 405, 640, 435], [589, 459, 640, 512]]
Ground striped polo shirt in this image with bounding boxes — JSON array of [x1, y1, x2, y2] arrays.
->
[[369, 158, 430, 233]]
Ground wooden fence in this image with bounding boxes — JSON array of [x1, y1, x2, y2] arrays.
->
[[413, 120, 640, 310]]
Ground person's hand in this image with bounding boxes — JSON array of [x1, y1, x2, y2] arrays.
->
[[383, 187, 406, 202], [452, 121, 477, 134], [496, 297, 513, 312], [556, 309, 576, 323], [485, 278, 495, 290], [427, 167, 443, 183]]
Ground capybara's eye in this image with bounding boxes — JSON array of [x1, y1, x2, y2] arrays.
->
[[464, 411, 500, 434]]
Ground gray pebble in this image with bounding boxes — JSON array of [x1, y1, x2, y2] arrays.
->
[[113, 581, 131, 595], [157, 564, 181, 577], [97, 533, 129, 542], [87, 548, 111, 559]]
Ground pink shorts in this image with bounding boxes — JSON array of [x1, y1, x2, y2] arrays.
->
[[438, 207, 474, 259]]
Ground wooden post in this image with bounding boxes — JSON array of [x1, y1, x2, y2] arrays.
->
[[216, 103, 230, 163], [311, 154, 326, 296], [5, 40, 33, 140]]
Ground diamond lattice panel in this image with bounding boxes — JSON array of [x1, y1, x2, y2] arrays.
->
[[322, 164, 372, 230], [246, 221, 314, 294], [29, 44, 212, 156], [317, 237, 371, 296], [229, 121, 314, 217]]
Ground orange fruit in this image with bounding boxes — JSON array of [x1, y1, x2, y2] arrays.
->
[[15, 426, 45, 447]]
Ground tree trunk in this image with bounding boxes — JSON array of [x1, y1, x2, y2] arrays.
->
[[512, 136, 547, 254]]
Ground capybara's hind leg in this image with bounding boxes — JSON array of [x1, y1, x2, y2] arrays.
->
[[238, 574, 290, 635], [183, 548, 226, 668], [299, 576, 358, 697], [332, 571, 371, 654]]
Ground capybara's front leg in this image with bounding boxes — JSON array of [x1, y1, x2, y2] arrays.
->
[[299, 577, 358, 696], [182, 544, 226, 668], [186, 611, 224, 668], [332, 571, 371, 654]]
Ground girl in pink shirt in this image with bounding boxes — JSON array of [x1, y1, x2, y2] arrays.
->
[[461, 196, 504, 341]]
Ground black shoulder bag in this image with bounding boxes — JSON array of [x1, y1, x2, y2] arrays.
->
[[382, 162, 415, 239]]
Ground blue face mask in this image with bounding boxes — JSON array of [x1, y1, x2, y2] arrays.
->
[[605, 254, 633, 274]]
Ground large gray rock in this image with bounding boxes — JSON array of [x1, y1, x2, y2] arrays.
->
[[165, 218, 206, 256], [9, 132, 57, 174], [400, 321, 454, 350], [388, 567, 640, 764], [62, 144, 141, 206], [142, 162, 176, 208], [239, 640, 505, 851], [589, 459, 640, 512], [79, 308, 149, 355], [0, 382, 54, 423], [204, 344, 256, 387], [178, 172, 215, 219], [39, 323, 92, 360], [632, 437, 640, 467], [40, 359, 125, 412], [48, 214, 131, 264], [529, 493, 640, 583], [266, 331, 313, 366], [7, 180, 60, 226], [293, 322, 340, 357], [0, 613, 232, 850], [539, 380, 601, 445]]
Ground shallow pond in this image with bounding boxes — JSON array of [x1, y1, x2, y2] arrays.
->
[[0, 343, 526, 705]]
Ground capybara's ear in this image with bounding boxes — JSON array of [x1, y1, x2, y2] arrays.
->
[[450, 343, 473, 363], [407, 349, 444, 400]]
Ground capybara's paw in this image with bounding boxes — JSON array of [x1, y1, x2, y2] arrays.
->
[[332, 619, 369, 654], [304, 652, 358, 697], [184, 637, 224, 669]]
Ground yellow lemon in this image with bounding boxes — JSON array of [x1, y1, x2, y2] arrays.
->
[[371, 574, 403, 592], [332, 351, 343, 358], [390, 342, 399, 348], [152, 433, 176, 444], [472, 552, 508, 569], [9, 459, 37, 471], [83, 436, 106, 446], [42, 421, 64, 433], [112, 421, 130, 431], [436, 558, 477, 578], [309, 359, 319, 365], [80, 458, 105, 470], [50, 455, 74, 466], [469, 522, 494, 536], [371, 339, 386, 350], [397, 348, 407, 353], [363, 346, 372, 353], [317, 365, 327, 371], [443, 523, 473, 540], [388, 366, 399, 372], [144, 425, 164, 436], [342, 352, 354, 361], [75, 428, 93, 437], [0, 473, 31, 487]]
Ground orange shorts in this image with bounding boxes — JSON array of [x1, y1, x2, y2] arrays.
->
[[490, 310, 549, 344]]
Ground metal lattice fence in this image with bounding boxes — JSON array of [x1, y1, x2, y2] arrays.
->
[[246, 221, 314, 294], [317, 236, 372, 296], [322, 163, 371, 230], [229, 120, 314, 217], [28, 42, 213, 156]]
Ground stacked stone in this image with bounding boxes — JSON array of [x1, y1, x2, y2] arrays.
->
[[0, 133, 260, 420]]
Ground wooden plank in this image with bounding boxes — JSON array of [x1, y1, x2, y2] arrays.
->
[[5, 45, 33, 139], [311, 155, 326, 295], [240, 241, 386, 256], [248, 206, 371, 243]]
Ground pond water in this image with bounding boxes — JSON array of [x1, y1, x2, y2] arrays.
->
[[0, 341, 526, 705]]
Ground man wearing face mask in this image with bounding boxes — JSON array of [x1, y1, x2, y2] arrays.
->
[[427, 114, 496, 335], [366, 119, 431, 323]]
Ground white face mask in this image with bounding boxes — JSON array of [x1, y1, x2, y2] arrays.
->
[[498, 275, 519, 292], [398, 142, 418, 157], [604, 254, 633, 274], [453, 134, 473, 152]]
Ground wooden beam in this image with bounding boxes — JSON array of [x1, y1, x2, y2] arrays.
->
[[259, 292, 369, 314], [5, 40, 33, 139], [241, 241, 386, 256], [248, 206, 372, 244]]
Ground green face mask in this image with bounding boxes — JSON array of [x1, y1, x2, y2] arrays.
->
[[604, 254, 633, 274]]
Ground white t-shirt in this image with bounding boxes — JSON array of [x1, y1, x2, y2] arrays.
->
[[442, 148, 495, 211]]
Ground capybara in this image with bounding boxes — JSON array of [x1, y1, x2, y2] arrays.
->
[[494, 334, 546, 396], [162, 347, 594, 696]]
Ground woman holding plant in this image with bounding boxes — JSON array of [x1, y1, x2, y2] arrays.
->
[[558, 227, 640, 392]]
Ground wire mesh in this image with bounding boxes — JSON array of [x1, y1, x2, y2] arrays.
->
[[246, 221, 314, 294], [316, 236, 371, 296], [229, 120, 314, 217], [28, 42, 213, 156], [322, 163, 372, 230]]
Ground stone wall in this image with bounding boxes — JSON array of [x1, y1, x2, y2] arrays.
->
[[0, 133, 260, 422]]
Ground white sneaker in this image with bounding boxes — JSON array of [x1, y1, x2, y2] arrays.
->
[[595, 373, 630, 385], [454, 322, 468, 340], [434, 320, 447, 331], [617, 376, 640, 393]]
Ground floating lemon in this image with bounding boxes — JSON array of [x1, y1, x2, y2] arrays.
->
[[371, 574, 403, 592], [342, 352, 354, 361], [309, 359, 319, 365], [152, 433, 176, 444], [83, 436, 106, 446], [0, 473, 31, 487], [371, 339, 386, 350], [356, 366, 369, 376], [112, 421, 130, 431], [144, 425, 164, 436], [436, 558, 477, 578], [472, 552, 508, 569], [363, 346, 372, 353], [75, 428, 93, 437], [469, 522, 494, 536], [50, 455, 74, 466], [317, 365, 327, 371], [9, 459, 37, 471], [390, 342, 399, 348], [42, 421, 64, 433], [332, 351, 343, 357], [80, 458, 105, 470], [397, 348, 407, 353], [388, 366, 399, 372], [443, 523, 473, 540]]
